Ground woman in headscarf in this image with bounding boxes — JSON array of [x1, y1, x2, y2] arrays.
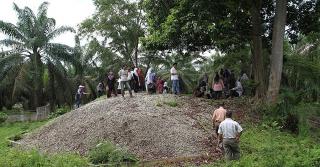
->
[[145, 68, 156, 94]]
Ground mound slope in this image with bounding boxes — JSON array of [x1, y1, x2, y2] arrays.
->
[[20, 94, 220, 160]]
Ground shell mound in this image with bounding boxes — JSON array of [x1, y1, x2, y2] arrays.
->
[[20, 94, 217, 160]]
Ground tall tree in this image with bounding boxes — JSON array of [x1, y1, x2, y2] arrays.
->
[[143, 0, 318, 99], [80, 0, 145, 67], [250, 0, 267, 98], [267, 0, 288, 103], [0, 2, 74, 108]]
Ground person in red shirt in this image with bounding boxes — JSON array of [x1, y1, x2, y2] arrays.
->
[[136, 67, 145, 91], [156, 77, 165, 94]]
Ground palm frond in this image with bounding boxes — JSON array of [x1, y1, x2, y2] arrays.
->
[[0, 21, 25, 41], [0, 54, 24, 78], [44, 42, 74, 61], [0, 39, 24, 48], [12, 62, 31, 100], [37, 2, 49, 19], [13, 4, 37, 38], [47, 26, 75, 40]]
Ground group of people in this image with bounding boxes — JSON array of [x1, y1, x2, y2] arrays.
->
[[77, 66, 250, 108], [194, 69, 249, 99], [144, 63, 180, 95], [75, 63, 181, 108], [75, 64, 244, 161], [212, 104, 243, 160]]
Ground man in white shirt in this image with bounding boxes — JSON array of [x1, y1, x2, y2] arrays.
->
[[118, 65, 133, 98], [218, 110, 243, 160], [231, 80, 243, 97], [170, 63, 180, 94]]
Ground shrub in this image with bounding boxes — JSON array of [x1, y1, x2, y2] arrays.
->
[[242, 79, 258, 96], [163, 100, 178, 107], [48, 106, 70, 119], [0, 112, 8, 124], [88, 141, 138, 165]]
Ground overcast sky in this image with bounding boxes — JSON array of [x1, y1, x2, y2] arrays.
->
[[0, 0, 95, 47]]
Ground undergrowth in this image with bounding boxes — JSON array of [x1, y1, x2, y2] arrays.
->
[[88, 141, 138, 165], [48, 106, 71, 119], [0, 121, 89, 167], [207, 124, 320, 167]]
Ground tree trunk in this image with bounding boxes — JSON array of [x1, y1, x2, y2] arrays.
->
[[33, 48, 44, 108], [250, 0, 266, 98], [48, 62, 56, 112], [267, 0, 287, 103], [133, 35, 139, 67], [134, 47, 138, 67]]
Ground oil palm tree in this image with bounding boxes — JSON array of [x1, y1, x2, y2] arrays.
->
[[0, 2, 74, 109]]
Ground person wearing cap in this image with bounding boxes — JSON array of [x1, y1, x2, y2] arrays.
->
[[118, 64, 133, 98], [170, 63, 180, 95], [75, 85, 89, 108], [218, 110, 243, 160]]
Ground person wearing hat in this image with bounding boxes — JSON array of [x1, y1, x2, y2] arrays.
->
[[75, 85, 89, 108]]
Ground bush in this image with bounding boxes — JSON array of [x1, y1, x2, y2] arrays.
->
[[88, 141, 138, 165], [163, 100, 178, 107], [48, 106, 70, 119], [242, 79, 258, 96], [0, 112, 8, 124]]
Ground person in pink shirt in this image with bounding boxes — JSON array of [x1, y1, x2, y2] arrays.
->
[[212, 103, 227, 138], [212, 72, 224, 99]]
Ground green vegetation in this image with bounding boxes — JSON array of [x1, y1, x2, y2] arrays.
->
[[163, 100, 179, 107], [0, 121, 89, 166], [48, 106, 71, 119], [88, 141, 138, 165], [0, 112, 8, 124], [207, 124, 320, 167], [0, 0, 319, 166], [156, 99, 179, 107]]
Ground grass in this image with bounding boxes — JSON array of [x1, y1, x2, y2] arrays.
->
[[163, 100, 178, 107], [205, 123, 320, 167], [155, 98, 179, 107], [88, 141, 138, 165], [0, 121, 89, 167]]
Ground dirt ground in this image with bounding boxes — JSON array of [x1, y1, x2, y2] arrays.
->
[[19, 93, 249, 165]]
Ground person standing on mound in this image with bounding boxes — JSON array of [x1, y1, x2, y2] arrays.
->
[[170, 62, 180, 95], [118, 64, 133, 98], [106, 71, 117, 98], [75, 85, 89, 108]]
